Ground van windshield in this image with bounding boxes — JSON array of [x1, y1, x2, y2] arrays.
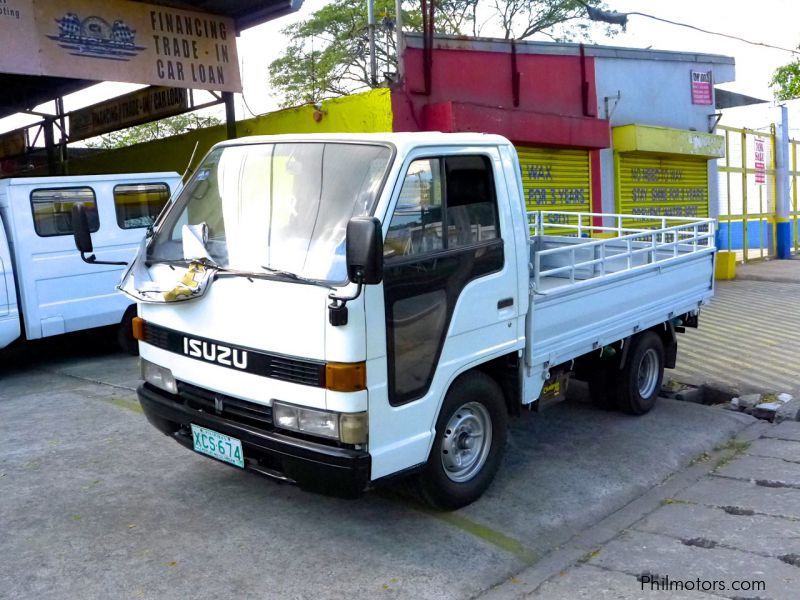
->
[[147, 142, 392, 283]]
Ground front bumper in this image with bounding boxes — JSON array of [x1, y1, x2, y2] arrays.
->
[[138, 383, 371, 498]]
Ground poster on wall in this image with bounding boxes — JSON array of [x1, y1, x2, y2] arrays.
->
[[690, 70, 713, 105], [0, 0, 241, 92]]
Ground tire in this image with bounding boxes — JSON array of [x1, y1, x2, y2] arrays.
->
[[117, 305, 140, 356], [587, 363, 619, 411], [616, 331, 664, 415], [414, 371, 508, 510]]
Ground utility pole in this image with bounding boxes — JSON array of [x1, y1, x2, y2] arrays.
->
[[367, 0, 378, 86]]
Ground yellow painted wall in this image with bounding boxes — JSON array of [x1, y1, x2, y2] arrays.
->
[[58, 88, 393, 178]]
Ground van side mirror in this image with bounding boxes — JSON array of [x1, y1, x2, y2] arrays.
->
[[71, 203, 127, 266], [72, 203, 94, 255], [346, 216, 383, 285]]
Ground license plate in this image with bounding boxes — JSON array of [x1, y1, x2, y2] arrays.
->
[[191, 424, 244, 468]]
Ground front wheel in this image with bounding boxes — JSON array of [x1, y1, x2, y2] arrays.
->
[[616, 331, 664, 415], [415, 371, 508, 510]]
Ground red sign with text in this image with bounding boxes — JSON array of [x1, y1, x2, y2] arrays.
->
[[691, 70, 713, 105]]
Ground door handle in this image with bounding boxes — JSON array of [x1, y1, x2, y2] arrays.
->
[[497, 297, 514, 309]]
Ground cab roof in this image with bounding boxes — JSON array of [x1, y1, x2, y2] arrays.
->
[[212, 132, 514, 154]]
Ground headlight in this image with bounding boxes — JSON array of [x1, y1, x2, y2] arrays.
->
[[140, 358, 177, 395], [273, 401, 367, 444]]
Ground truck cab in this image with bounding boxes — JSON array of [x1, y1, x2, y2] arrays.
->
[[110, 133, 714, 509]]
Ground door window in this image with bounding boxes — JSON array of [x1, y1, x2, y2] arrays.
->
[[113, 183, 171, 229], [445, 155, 499, 247], [30, 187, 98, 237], [384, 158, 443, 258]]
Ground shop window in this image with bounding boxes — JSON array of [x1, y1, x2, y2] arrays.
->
[[113, 183, 171, 229], [30, 187, 99, 237]]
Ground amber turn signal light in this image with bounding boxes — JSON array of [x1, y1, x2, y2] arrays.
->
[[325, 361, 366, 392], [131, 317, 146, 342]]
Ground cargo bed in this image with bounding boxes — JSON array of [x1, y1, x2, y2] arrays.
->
[[522, 211, 716, 403]]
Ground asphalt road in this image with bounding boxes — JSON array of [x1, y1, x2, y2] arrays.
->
[[0, 331, 753, 600]]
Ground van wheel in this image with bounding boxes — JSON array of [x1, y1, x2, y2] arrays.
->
[[415, 371, 507, 510], [616, 332, 664, 415], [117, 306, 139, 356]]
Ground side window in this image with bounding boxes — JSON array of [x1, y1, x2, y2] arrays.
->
[[114, 183, 171, 229], [384, 158, 443, 258], [30, 187, 98, 237], [445, 155, 499, 247]]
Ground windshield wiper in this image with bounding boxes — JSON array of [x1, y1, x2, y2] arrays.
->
[[257, 266, 332, 289]]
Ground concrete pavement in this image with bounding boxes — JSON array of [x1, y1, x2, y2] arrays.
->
[[485, 420, 800, 600], [0, 331, 753, 600], [670, 258, 800, 394]]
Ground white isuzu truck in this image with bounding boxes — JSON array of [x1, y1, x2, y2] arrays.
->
[[72, 133, 715, 509]]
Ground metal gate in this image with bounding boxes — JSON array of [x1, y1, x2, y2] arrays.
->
[[716, 125, 777, 263]]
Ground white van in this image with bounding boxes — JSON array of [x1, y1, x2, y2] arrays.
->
[[0, 172, 181, 351]]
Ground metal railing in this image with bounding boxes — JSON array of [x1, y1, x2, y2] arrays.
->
[[528, 211, 716, 292]]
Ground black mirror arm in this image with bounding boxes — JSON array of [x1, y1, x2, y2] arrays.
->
[[327, 271, 366, 327], [80, 251, 128, 266]]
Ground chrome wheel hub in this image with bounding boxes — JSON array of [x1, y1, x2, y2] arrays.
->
[[441, 402, 492, 483], [637, 348, 659, 398]]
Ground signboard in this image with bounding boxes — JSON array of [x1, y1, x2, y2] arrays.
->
[[617, 154, 709, 221], [70, 86, 189, 141], [691, 70, 713, 106], [754, 137, 766, 185], [0, 0, 241, 92], [0, 130, 26, 159]]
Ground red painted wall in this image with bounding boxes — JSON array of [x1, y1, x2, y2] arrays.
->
[[392, 45, 610, 149]]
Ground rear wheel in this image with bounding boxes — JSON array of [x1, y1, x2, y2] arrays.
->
[[415, 371, 508, 510], [616, 331, 664, 415]]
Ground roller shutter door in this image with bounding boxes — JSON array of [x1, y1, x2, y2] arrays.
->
[[616, 153, 709, 223], [517, 147, 591, 226]]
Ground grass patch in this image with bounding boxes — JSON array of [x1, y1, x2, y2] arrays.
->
[[712, 438, 750, 471]]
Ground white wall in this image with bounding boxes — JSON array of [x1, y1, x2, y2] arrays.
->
[[593, 54, 735, 215]]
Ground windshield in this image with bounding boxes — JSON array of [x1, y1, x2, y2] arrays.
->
[[147, 142, 392, 283]]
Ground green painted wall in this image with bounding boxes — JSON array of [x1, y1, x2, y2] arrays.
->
[[58, 88, 393, 178]]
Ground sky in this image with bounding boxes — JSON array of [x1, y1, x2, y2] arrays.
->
[[1, 0, 799, 138]]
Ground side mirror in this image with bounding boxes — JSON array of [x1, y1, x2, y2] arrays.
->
[[71, 203, 127, 266], [346, 216, 383, 285], [72, 203, 94, 254]]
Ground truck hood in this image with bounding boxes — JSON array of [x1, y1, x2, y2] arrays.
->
[[139, 275, 329, 361]]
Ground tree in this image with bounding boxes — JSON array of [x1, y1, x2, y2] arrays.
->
[[85, 113, 221, 149], [770, 51, 800, 101], [268, 0, 607, 108]]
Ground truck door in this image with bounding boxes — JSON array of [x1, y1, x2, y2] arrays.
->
[[382, 150, 519, 405]]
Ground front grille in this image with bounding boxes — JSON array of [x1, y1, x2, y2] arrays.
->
[[270, 356, 325, 386], [176, 382, 274, 430], [141, 321, 326, 388]]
